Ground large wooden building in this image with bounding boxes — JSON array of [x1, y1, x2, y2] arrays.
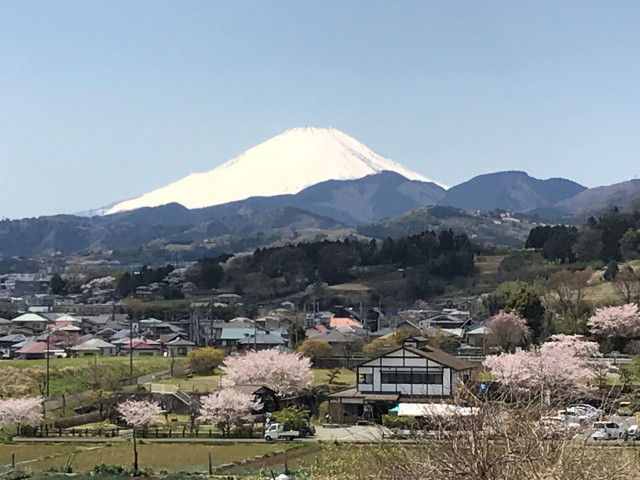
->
[[328, 336, 475, 423]]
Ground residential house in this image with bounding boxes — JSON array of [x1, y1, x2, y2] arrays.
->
[[224, 385, 279, 413], [328, 336, 475, 423], [417, 314, 470, 331], [0, 316, 11, 334], [218, 327, 256, 348], [165, 337, 197, 357], [218, 293, 242, 304], [11, 313, 49, 333], [465, 324, 488, 349], [16, 341, 64, 359], [95, 327, 119, 341], [71, 338, 118, 357], [330, 317, 363, 329], [306, 329, 363, 358], [237, 331, 286, 351], [0, 333, 29, 358], [120, 338, 162, 356]]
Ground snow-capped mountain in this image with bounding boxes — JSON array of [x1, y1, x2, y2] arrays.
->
[[106, 127, 438, 215]]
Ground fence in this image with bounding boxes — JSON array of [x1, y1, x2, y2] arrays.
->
[[18, 424, 122, 438], [135, 425, 263, 440]]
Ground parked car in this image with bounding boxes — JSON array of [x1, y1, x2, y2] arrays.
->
[[559, 404, 603, 422], [623, 425, 640, 442], [591, 422, 624, 440], [539, 416, 582, 439], [264, 423, 300, 441], [301, 418, 316, 437]]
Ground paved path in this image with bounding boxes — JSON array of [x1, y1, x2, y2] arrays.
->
[[12, 425, 390, 444]]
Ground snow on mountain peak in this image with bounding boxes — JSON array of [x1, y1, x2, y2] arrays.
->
[[106, 127, 437, 215]]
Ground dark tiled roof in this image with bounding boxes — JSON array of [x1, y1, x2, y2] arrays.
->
[[404, 346, 475, 371], [328, 387, 399, 402]]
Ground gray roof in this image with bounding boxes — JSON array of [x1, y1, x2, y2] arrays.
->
[[312, 330, 358, 344], [71, 338, 116, 351], [12, 313, 48, 323], [0, 333, 28, 344], [166, 337, 196, 346], [238, 332, 286, 345]]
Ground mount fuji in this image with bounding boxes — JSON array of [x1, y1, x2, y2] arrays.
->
[[106, 127, 439, 215]]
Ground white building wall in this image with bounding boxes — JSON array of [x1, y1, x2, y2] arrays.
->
[[355, 348, 464, 398]]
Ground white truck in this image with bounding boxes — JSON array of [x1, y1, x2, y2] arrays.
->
[[264, 423, 300, 441]]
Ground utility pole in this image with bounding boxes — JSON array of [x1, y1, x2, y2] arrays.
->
[[253, 321, 257, 351], [46, 329, 51, 397], [129, 317, 133, 378]]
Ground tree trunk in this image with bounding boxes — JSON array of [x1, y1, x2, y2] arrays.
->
[[133, 429, 139, 471]]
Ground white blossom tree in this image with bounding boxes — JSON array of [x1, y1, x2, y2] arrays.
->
[[484, 334, 607, 402], [588, 303, 640, 338], [198, 389, 261, 436], [0, 397, 43, 434], [221, 349, 313, 396], [116, 399, 162, 471]]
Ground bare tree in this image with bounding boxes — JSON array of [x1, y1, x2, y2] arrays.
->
[[612, 267, 640, 304], [310, 387, 638, 480]]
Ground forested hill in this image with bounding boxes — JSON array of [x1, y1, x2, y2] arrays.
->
[[525, 208, 640, 265], [210, 229, 476, 303]]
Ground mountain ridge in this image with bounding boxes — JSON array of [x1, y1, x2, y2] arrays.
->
[[106, 127, 437, 215], [438, 171, 586, 212]]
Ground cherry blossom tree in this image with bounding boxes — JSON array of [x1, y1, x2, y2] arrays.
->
[[587, 303, 640, 338], [198, 388, 261, 436], [0, 397, 43, 434], [220, 349, 313, 396], [486, 310, 531, 352], [484, 335, 606, 401], [116, 399, 162, 471]]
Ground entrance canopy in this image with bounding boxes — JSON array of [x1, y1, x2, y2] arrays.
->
[[397, 403, 478, 417]]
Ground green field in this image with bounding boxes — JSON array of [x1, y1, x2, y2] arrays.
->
[[312, 368, 356, 387], [0, 356, 188, 398], [155, 374, 220, 392], [154, 368, 356, 393], [0, 442, 301, 475]]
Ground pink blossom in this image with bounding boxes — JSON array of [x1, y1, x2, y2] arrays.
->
[[587, 303, 640, 337], [484, 335, 604, 395], [221, 349, 313, 396], [198, 389, 261, 435], [486, 311, 531, 350], [116, 399, 162, 428], [0, 396, 43, 429]]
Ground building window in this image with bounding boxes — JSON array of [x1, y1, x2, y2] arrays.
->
[[359, 373, 373, 384], [380, 369, 443, 385], [427, 368, 443, 385]]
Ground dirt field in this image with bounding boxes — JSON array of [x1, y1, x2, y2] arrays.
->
[[0, 442, 295, 474]]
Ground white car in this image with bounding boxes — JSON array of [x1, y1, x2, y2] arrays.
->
[[591, 421, 624, 440], [539, 416, 582, 439], [559, 404, 603, 422], [264, 423, 300, 441], [623, 425, 640, 442]]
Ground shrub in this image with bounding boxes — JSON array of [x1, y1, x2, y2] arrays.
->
[[187, 347, 224, 375], [271, 406, 307, 432], [381, 413, 413, 429]]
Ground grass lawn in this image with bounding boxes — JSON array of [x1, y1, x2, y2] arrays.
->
[[0, 442, 295, 474], [152, 368, 356, 393], [155, 374, 220, 392], [312, 368, 356, 387], [0, 356, 188, 398]]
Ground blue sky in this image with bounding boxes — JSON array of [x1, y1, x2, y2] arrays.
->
[[1, 1, 638, 219]]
